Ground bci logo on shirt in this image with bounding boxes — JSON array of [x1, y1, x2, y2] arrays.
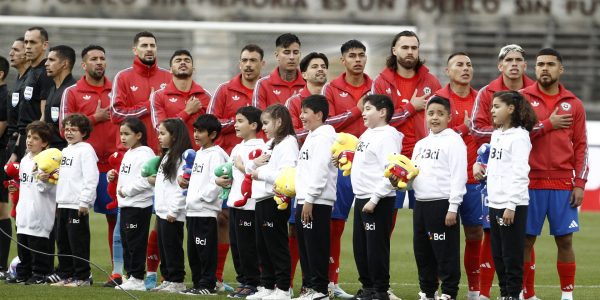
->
[[120, 164, 131, 174], [61, 157, 74, 166]]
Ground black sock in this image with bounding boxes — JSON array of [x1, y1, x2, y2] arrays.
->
[[0, 218, 12, 270]]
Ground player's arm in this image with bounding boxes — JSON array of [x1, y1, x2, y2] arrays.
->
[[251, 79, 268, 110], [110, 75, 148, 124], [572, 102, 589, 190], [149, 91, 165, 132], [471, 88, 494, 143]]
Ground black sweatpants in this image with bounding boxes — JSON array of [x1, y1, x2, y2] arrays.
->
[[413, 200, 461, 299], [156, 216, 185, 283], [229, 208, 260, 287], [353, 197, 395, 293], [295, 203, 331, 295], [16, 233, 53, 278], [187, 216, 218, 289], [56, 208, 90, 280], [120, 206, 152, 280], [255, 198, 291, 290], [0, 218, 11, 271], [490, 206, 528, 298]]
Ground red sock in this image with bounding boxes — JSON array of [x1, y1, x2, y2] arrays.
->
[[523, 247, 536, 298], [479, 231, 495, 298], [146, 229, 160, 273], [289, 235, 299, 285], [107, 217, 116, 266], [390, 209, 398, 237], [557, 261, 576, 292], [329, 219, 345, 284], [464, 239, 482, 291], [216, 243, 229, 282]]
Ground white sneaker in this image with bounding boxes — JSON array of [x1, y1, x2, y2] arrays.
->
[[263, 287, 291, 300], [117, 277, 146, 291], [151, 280, 171, 292], [247, 287, 276, 300], [328, 283, 353, 299], [306, 291, 329, 300], [468, 291, 480, 300], [292, 288, 314, 300], [479, 296, 491, 300], [525, 297, 542, 300], [437, 294, 452, 300], [161, 281, 186, 293], [387, 289, 401, 300], [418, 291, 434, 300]]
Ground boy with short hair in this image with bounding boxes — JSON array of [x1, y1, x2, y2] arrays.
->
[[54, 113, 99, 287], [182, 114, 229, 295], [11, 121, 55, 285], [293, 95, 337, 300], [351, 94, 403, 300], [410, 96, 467, 300], [222, 106, 266, 297]]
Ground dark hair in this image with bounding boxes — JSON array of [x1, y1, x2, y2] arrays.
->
[[133, 31, 156, 46], [62, 113, 93, 140], [48, 45, 76, 71], [236, 106, 263, 132], [15, 37, 25, 42], [385, 30, 424, 72], [493, 91, 538, 131], [158, 118, 193, 182], [537, 48, 562, 63], [262, 104, 296, 149], [301, 95, 329, 123], [81, 44, 105, 60], [121, 117, 148, 147], [193, 114, 222, 141], [275, 33, 301, 48], [341, 39, 366, 55], [170, 49, 193, 66], [0, 56, 8, 80], [447, 51, 469, 63], [27, 26, 49, 42], [364, 94, 394, 123], [300, 52, 328, 73], [26, 120, 52, 144], [426, 96, 451, 115], [241, 44, 264, 60]]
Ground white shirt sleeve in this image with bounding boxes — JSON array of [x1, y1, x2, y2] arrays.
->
[[370, 135, 401, 204], [77, 148, 100, 208], [305, 134, 336, 204], [168, 160, 187, 216], [506, 135, 532, 211], [447, 137, 468, 213], [120, 153, 154, 197]]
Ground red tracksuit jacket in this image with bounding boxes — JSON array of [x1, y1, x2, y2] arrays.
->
[[150, 80, 211, 150], [110, 57, 171, 153], [252, 67, 305, 109], [323, 73, 372, 137], [471, 74, 535, 144], [371, 66, 441, 157], [60, 76, 118, 172], [521, 83, 589, 189]]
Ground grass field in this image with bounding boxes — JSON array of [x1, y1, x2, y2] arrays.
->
[[1, 210, 599, 299]]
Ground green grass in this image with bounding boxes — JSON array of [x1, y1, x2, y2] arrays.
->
[[1, 210, 599, 299]]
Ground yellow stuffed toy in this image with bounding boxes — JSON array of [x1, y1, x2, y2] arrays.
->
[[383, 153, 419, 190], [330, 132, 359, 176], [33, 148, 63, 184], [273, 167, 296, 210]]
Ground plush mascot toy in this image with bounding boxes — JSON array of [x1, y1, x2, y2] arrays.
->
[[476, 143, 491, 187], [330, 132, 359, 176], [33, 148, 62, 184], [383, 154, 419, 190], [141, 156, 161, 178], [273, 167, 296, 210], [105, 152, 124, 210], [3, 162, 20, 218], [215, 162, 233, 201], [235, 149, 263, 207], [181, 149, 196, 196]]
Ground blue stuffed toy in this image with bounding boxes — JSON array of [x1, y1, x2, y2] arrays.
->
[[181, 149, 196, 196]]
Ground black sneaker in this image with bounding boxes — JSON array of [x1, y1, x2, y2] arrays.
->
[[45, 273, 62, 284], [103, 275, 123, 288], [233, 286, 258, 298], [6, 276, 27, 284], [351, 289, 374, 300], [0, 271, 8, 281], [371, 291, 389, 300], [25, 275, 47, 285], [181, 287, 217, 295], [228, 284, 247, 298]]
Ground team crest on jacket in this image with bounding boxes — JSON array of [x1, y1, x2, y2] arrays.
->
[[232, 95, 240, 101], [83, 95, 91, 100], [560, 102, 571, 111], [531, 100, 540, 107], [273, 90, 281, 95], [160, 83, 167, 89], [423, 87, 431, 95], [130, 85, 139, 92], [385, 88, 391, 94], [169, 97, 178, 103], [339, 92, 348, 98]]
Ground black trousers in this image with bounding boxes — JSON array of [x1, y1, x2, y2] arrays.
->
[[413, 200, 461, 299], [16, 233, 53, 278], [490, 206, 528, 298], [295, 203, 331, 295], [156, 216, 185, 283], [353, 197, 395, 293], [255, 198, 291, 290], [229, 208, 260, 287], [56, 208, 90, 280], [120, 206, 152, 280], [187, 216, 218, 289]]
